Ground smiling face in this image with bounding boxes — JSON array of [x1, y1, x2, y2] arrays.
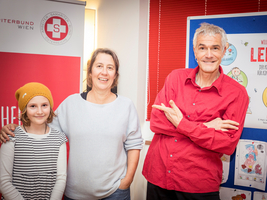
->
[[90, 53, 117, 92], [232, 68, 241, 77], [26, 96, 50, 126], [194, 33, 226, 75]]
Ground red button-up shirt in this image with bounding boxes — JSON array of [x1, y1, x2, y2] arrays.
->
[[142, 66, 249, 193]]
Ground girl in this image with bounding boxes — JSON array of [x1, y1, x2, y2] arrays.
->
[[0, 82, 67, 200]]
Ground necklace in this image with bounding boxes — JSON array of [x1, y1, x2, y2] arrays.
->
[[23, 124, 47, 134]]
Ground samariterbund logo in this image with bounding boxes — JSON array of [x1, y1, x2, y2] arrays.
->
[[40, 12, 72, 45]]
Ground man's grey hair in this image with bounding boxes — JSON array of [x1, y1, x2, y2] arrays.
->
[[193, 22, 228, 50]]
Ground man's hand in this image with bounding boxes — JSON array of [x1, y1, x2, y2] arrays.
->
[[203, 118, 239, 131], [152, 100, 183, 128], [0, 124, 17, 143]]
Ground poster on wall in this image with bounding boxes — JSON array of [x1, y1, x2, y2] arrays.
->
[[221, 154, 231, 184], [235, 139, 267, 191], [0, 0, 85, 128], [219, 187, 251, 200], [221, 33, 267, 129], [253, 191, 267, 200]]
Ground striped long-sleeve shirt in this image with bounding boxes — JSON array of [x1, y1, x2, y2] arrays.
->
[[0, 126, 67, 200]]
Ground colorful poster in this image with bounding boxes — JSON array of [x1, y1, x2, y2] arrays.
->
[[221, 154, 230, 184], [219, 187, 251, 200], [0, 0, 85, 128], [253, 191, 267, 200], [221, 33, 267, 129], [235, 139, 267, 191]]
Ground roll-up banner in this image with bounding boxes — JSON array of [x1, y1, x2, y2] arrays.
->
[[0, 0, 86, 128]]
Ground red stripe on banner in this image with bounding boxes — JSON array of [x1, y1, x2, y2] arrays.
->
[[0, 51, 80, 128]]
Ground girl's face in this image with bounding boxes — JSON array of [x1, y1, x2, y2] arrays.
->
[[26, 96, 50, 126], [90, 53, 117, 92]]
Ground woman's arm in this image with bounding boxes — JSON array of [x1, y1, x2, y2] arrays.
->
[[119, 149, 140, 189], [50, 143, 67, 200], [0, 141, 23, 200], [0, 124, 17, 143]]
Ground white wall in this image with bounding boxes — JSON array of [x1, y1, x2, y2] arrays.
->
[[84, 0, 153, 199], [85, 0, 143, 115], [84, 0, 154, 138]]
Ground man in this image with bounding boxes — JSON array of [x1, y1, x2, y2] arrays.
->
[[142, 23, 249, 200]]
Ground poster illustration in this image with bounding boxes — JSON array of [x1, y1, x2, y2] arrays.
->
[[253, 191, 267, 200], [219, 187, 251, 200], [221, 33, 267, 129], [235, 139, 267, 191], [222, 154, 231, 184]]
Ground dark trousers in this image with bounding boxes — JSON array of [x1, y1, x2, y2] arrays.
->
[[147, 182, 220, 200]]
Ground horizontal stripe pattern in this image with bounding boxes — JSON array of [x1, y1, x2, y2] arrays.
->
[[2, 126, 67, 200]]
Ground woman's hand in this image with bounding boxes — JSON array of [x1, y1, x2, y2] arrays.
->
[[118, 149, 140, 190], [118, 177, 132, 190], [0, 124, 17, 143]]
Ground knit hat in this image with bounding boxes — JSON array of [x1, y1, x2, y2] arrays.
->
[[15, 82, 54, 112]]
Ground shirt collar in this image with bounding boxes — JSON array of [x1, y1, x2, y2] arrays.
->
[[185, 66, 224, 96]]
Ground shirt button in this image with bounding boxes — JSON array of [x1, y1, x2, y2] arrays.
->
[[199, 90, 201, 92], [175, 139, 177, 142], [170, 154, 173, 157], [187, 115, 190, 118], [193, 103, 195, 105], [168, 170, 171, 173]]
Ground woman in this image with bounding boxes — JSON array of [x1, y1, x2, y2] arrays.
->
[[0, 48, 143, 200]]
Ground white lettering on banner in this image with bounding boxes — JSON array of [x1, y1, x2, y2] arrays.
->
[[11, 106, 16, 124], [1, 106, 9, 127], [1, 106, 20, 127]]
